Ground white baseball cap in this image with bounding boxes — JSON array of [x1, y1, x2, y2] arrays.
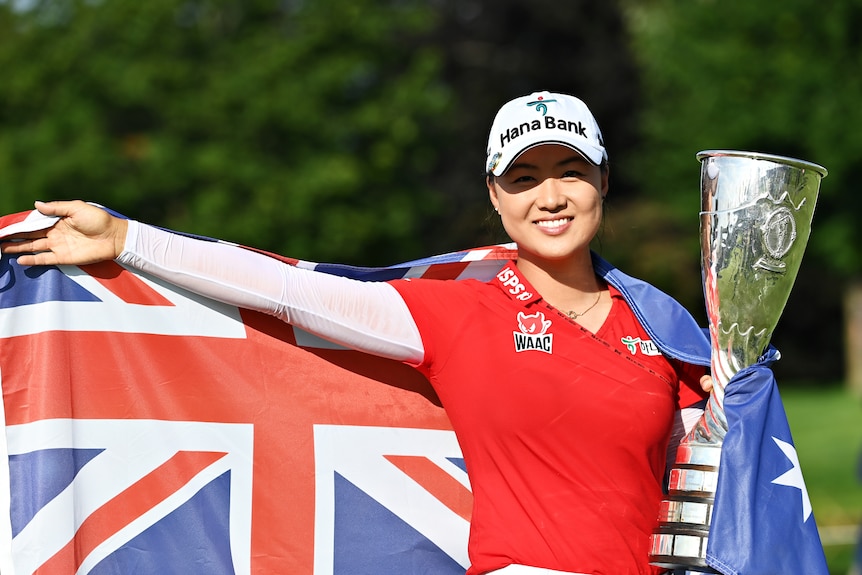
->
[[485, 91, 608, 176]]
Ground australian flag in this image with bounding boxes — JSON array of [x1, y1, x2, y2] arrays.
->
[[706, 349, 830, 575], [0, 208, 517, 575], [0, 207, 829, 575]]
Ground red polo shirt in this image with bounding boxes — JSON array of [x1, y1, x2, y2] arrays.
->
[[390, 262, 706, 575]]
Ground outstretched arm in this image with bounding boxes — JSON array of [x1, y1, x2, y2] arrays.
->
[[120, 221, 424, 362], [2, 200, 425, 363]]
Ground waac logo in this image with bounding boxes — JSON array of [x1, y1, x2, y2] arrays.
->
[[513, 311, 553, 354]]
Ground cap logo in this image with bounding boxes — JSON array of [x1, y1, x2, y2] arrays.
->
[[498, 116, 588, 151], [487, 152, 502, 173], [526, 97, 557, 116]]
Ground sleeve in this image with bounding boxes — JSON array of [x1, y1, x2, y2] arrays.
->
[[388, 275, 486, 374], [117, 221, 425, 363]]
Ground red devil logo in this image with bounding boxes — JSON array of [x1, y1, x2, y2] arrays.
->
[[517, 311, 551, 335]]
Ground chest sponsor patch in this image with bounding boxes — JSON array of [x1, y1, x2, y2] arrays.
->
[[513, 311, 553, 354], [621, 335, 662, 357]]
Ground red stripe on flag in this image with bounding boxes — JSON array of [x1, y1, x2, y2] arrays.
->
[[0, 210, 32, 230], [81, 261, 175, 306], [384, 455, 472, 522], [240, 245, 300, 266], [417, 262, 470, 280], [34, 450, 227, 574]]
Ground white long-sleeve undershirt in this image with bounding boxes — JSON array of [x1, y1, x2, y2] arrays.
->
[[117, 221, 425, 364]]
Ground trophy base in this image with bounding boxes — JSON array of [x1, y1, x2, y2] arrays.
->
[[650, 522, 714, 571], [650, 560, 716, 574], [649, 443, 721, 572], [650, 530, 716, 573]]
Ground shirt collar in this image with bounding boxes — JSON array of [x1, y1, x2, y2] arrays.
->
[[491, 261, 543, 305], [490, 254, 710, 365]]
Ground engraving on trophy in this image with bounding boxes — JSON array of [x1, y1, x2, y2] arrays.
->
[[717, 322, 768, 346], [755, 206, 797, 273]]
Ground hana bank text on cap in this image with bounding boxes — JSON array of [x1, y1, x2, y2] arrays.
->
[[485, 91, 608, 177]]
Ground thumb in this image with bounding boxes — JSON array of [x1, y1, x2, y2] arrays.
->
[[33, 199, 88, 218]]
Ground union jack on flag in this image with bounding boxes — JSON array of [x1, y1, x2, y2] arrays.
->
[[0, 207, 515, 575]]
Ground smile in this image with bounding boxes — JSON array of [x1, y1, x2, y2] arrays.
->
[[534, 218, 572, 229]]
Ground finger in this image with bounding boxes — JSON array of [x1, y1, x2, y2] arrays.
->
[[13, 252, 59, 267], [0, 241, 38, 254], [33, 199, 86, 218], [0, 230, 50, 242]]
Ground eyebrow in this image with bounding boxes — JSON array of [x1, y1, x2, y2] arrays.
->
[[507, 154, 590, 172]]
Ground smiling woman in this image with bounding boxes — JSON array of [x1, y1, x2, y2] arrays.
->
[[485, 93, 610, 334], [0, 91, 715, 575]]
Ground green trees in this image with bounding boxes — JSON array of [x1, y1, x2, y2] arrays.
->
[[621, 0, 862, 380], [0, 0, 639, 263], [623, 0, 862, 275], [0, 0, 450, 263]]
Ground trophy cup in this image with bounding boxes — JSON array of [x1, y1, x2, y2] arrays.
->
[[649, 150, 827, 571]]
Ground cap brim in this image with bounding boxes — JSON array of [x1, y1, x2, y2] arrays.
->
[[491, 139, 604, 176]]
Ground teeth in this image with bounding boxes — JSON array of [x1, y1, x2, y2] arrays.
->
[[535, 219, 570, 229]]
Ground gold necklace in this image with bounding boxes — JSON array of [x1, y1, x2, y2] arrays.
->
[[566, 291, 602, 319]]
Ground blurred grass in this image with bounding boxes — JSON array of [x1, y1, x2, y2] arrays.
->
[[782, 384, 862, 574]]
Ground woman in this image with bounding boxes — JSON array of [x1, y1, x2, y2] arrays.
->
[[2, 91, 712, 575]]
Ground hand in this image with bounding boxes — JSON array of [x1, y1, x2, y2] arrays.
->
[[700, 375, 714, 393], [0, 200, 128, 266]]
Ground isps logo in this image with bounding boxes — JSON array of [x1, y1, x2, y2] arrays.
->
[[513, 311, 553, 354], [496, 266, 534, 301]]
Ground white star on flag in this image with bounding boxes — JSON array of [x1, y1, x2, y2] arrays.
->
[[771, 436, 812, 522]]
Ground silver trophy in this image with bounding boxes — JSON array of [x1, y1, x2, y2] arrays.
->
[[649, 150, 827, 571]]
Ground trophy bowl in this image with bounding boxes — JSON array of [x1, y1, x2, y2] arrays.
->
[[649, 150, 827, 571]]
